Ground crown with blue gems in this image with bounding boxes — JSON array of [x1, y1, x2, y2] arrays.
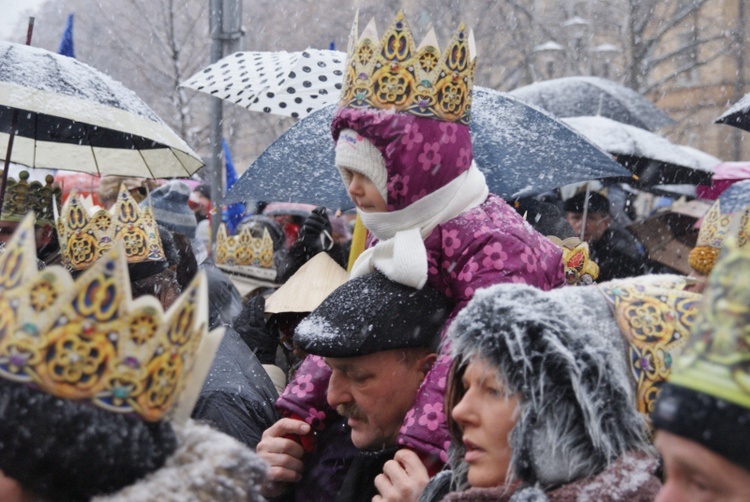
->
[[214, 223, 277, 282], [0, 170, 61, 227], [339, 11, 476, 124], [0, 215, 213, 422], [55, 184, 165, 271]]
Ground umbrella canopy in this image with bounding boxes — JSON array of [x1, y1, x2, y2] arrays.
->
[[0, 41, 203, 177], [224, 87, 629, 209], [562, 116, 713, 187], [715, 92, 750, 132], [509, 76, 674, 131], [182, 49, 346, 119]]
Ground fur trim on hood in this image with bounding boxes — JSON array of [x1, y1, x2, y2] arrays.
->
[[448, 283, 652, 488], [96, 420, 267, 502]]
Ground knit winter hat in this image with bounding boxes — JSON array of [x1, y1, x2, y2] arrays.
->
[[335, 128, 388, 202], [653, 238, 750, 471], [144, 181, 198, 239], [295, 271, 451, 358], [447, 275, 699, 487], [562, 191, 611, 215]]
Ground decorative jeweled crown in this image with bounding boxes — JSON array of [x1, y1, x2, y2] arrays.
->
[[55, 184, 165, 271], [0, 215, 210, 422], [214, 223, 277, 282], [689, 200, 750, 275], [339, 11, 476, 124], [1, 170, 61, 226], [670, 237, 750, 409], [548, 236, 599, 285]]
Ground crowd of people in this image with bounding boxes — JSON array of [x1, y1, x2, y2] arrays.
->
[[0, 9, 748, 502]]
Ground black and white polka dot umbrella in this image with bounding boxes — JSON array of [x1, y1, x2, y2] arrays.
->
[[182, 49, 345, 119]]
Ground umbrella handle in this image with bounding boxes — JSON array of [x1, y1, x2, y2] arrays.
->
[[347, 214, 367, 272]]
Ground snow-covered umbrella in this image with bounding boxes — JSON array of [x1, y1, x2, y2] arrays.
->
[[715, 92, 750, 133], [510, 76, 675, 132], [562, 116, 713, 187], [223, 87, 630, 209], [0, 41, 204, 178], [182, 49, 346, 119]]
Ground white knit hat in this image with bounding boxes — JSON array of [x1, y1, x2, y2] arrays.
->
[[334, 128, 388, 202]]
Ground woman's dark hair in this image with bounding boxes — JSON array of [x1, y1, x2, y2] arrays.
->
[[445, 357, 472, 446], [0, 379, 177, 501]]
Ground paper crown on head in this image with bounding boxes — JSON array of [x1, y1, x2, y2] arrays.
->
[[214, 223, 277, 282], [339, 10, 476, 124], [548, 236, 599, 285], [0, 170, 60, 227], [688, 199, 750, 276], [0, 215, 211, 422], [55, 184, 166, 271]]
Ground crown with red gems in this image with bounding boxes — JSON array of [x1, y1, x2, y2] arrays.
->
[[339, 11, 476, 124], [0, 170, 61, 226], [55, 184, 165, 271], [0, 215, 216, 422]]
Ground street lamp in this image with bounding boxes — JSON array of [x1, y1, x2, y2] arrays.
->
[[590, 43, 620, 78], [533, 41, 565, 79], [562, 16, 590, 71]]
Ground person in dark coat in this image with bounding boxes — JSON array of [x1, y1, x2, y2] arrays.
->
[[563, 191, 647, 282], [192, 325, 280, 450]]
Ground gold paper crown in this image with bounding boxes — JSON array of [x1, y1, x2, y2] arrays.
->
[[55, 184, 166, 271], [1, 170, 60, 226], [215, 224, 277, 281], [671, 237, 750, 409], [339, 11, 476, 124], [548, 236, 599, 285], [689, 200, 750, 275], [0, 215, 210, 422]]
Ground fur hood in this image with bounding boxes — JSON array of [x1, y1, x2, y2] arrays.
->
[[447, 282, 652, 488], [96, 420, 267, 502]]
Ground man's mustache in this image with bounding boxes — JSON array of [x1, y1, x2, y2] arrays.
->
[[337, 403, 367, 423]]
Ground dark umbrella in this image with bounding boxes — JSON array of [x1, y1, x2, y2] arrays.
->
[[223, 86, 629, 209], [509, 76, 674, 132], [715, 92, 750, 132]]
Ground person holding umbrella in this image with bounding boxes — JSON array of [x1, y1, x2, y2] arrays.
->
[[276, 10, 564, 479]]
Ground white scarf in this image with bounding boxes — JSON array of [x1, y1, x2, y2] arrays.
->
[[351, 162, 489, 288]]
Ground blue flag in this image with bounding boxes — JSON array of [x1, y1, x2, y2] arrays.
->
[[58, 14, 75, 58], [222, 138, 244, 233]]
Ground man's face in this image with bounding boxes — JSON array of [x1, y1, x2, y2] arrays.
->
[[655, 430, 750, 502], [565, 211, 610, 242], [325, 348, 434, 450]]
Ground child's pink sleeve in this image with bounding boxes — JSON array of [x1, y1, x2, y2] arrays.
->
[[276, 354, 338, 431]]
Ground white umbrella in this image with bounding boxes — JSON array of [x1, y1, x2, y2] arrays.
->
[[182, 49, 345, 118], [0, 41, 204, 178]]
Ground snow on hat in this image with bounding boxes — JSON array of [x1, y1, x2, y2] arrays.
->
[[447, 275, 699, 487], [145, 181, 198, 239], [653, 239, 750, 471], [334, 128, 388, 202], [295, 271, 451, 358]]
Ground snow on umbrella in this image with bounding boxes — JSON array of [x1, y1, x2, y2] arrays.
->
[[0, 41, 204, 178], [510, 76, 674, 132], [182, 49, 346, 119], [223, 86, 629, 209], [715, 92, 750, 133], [562, 116, 713, 187]]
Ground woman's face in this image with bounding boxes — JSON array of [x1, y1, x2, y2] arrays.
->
[[451, 358, 519, 488]]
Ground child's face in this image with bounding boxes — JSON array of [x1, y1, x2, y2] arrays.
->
[[345, 170, 387, 212]]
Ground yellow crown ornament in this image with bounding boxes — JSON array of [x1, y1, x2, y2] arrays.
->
[[0, 215, 222, 422], [688, 200, 750, 276], [339, 11, 476, 124], [55, 184, 165, 271], [548, 236, 600, 285], [215, 223, 277, 282], [0, 170, 61, 226]]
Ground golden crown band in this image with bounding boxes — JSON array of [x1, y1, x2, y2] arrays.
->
[[0, 170, 60, 227], [0, 215, 209, 422], [339, 11, 476, 124], [55, 184, 165, 271], [215, 224, 276, 270]]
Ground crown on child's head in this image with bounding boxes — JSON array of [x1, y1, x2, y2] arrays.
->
[[689, 200, 750, 276], [0, 215, 210, 422], [1, 170, 60, 227], [55, 184, 166, 271], [215, 223, 277, 282], [339, 10, 476, 124], [548, 236, 599, 285]]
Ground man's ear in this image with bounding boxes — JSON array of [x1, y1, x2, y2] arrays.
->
[[416, 353, 438, 381]]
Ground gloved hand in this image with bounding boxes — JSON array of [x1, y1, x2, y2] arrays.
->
[[233, 295, 279, 365], [300, 206, 334, 254]]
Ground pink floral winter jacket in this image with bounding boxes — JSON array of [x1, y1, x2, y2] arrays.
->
[[277, 107, 564, 461]]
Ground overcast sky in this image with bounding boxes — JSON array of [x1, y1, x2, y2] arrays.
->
[[0, 0, 48, 39]]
